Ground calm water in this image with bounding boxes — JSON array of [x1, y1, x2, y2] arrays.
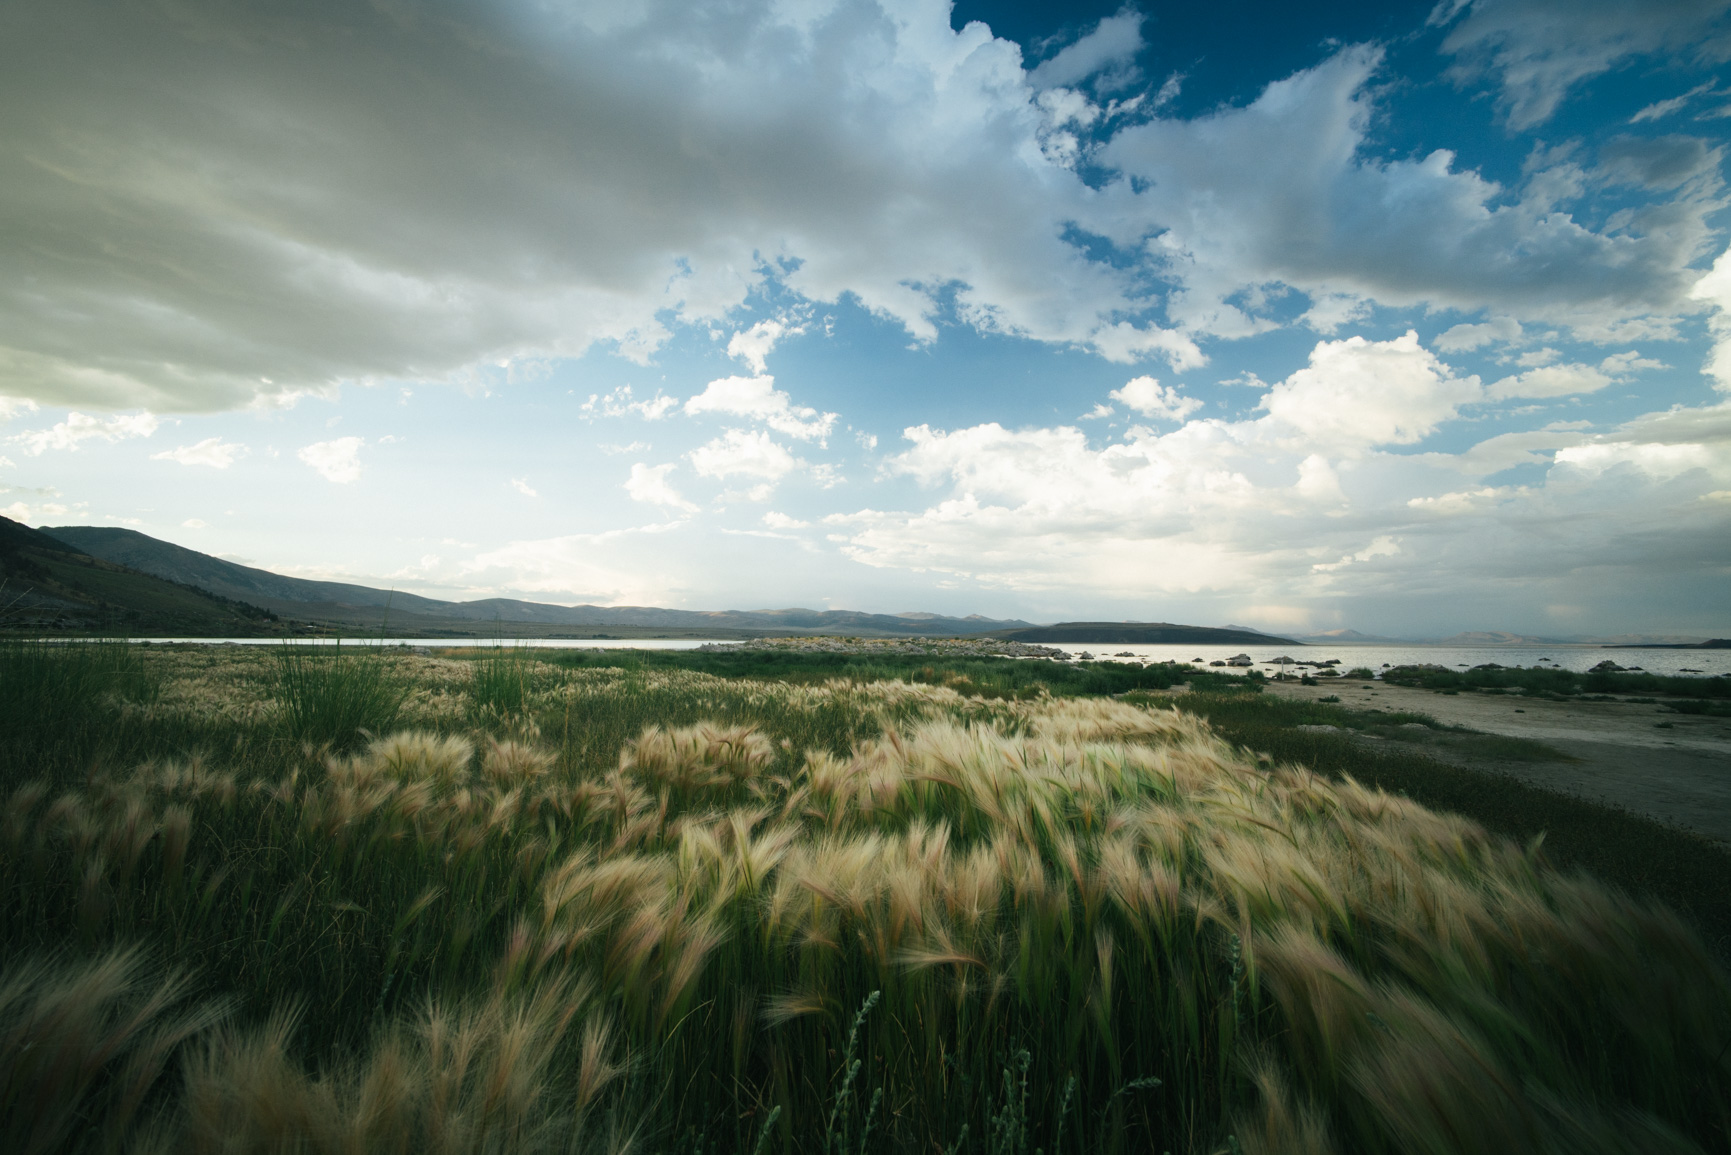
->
[[118, 637, 1731, 677], [125, 637, 715, 651], [1042, 643, 1731, 678]]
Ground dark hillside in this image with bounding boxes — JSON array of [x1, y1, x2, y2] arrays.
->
[[41, 525, 1035, 637], [39, 525, 450, 612], [996, 621, 1298, 645], [1, 516, 288, 634]]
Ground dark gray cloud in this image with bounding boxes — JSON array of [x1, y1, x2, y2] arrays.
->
[[0, 0, 1722, 415], [0, 0, 1146, 409], [1597, 135, 1723, 189]]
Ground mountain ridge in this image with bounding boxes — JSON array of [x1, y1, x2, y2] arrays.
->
[[994, 621, 1298, 646], [38, 525, 1036, 637], [1, 516, 283, 633]]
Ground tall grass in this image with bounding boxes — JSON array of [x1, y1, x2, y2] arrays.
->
[[2, 658, 1728, 1152], [274, 643, 408, 750], [0, 639, 154, 736], [470, 645, 541, 730], [0, 640, 158, 783]]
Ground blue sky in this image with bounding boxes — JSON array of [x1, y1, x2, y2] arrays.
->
[[2, 0, 1729, 636]]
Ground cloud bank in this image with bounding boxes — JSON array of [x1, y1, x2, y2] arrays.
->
[[832, 331, 1731, 627], [1, 0, 1720, 414]]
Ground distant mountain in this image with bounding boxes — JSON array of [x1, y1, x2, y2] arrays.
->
[[1433, 631, 1560, 646], [1573, 633, 1720, 646], [1, 516, 284, 633], [995, 621, 1298, 646], [1604, 638, 1731, 649], [39, 525, 1034, 638], [1298, 628, 1406, 643], [39, 526, 449, 613]]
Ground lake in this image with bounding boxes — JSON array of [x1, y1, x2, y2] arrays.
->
[[117, 637, 1731, 677]]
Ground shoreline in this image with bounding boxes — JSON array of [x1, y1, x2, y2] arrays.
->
[[1263, 679, 1731, 845]]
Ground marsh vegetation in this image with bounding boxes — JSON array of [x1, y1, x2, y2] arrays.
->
[[1, 641, 1728, 1153]]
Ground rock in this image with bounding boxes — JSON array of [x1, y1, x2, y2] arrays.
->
[[1589, 660, 1627, 673], [1225, 653, 1254, 667], [1115, 651, 1135, 657], [1209, 660, 1226, 667], [1296, 724, 1340, 733]]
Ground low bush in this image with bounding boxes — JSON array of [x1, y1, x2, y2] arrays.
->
[[1666, 699, 1731, 717], [1383, 663, 1731, 699]]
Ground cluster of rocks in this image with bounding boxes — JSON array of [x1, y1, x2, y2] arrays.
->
[[697, 635, 1071, 659]]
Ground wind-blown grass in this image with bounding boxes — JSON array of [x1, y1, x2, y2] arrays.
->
[[1178, 690, 1731, 965], [1, 655, 1727, 1153]]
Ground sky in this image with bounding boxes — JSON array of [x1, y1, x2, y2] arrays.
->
[[2, 0, 1730, 637]]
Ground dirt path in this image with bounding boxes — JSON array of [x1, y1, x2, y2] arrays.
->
[[1265, 680, 1731, 844]]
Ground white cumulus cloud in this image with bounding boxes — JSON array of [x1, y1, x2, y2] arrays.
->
[[726, 320, 796, 374], [1435, 317, 1523, 353], [1691, 245, 1731, 392], [830, 331, 1731, 619], [1259, 332, 1479, 451], [151, 437, 245, 468], [684, 375, 836, 442], [13, 411, 158, 454], [688, 429, 799, 482], [624, 462, 698, 512], [298, 437, 364, 484], [582, 386, 678, 420], [1110, 376, 1202, 422], [1484, 362, 1615, 401], [1098, 45, 1715, 341]]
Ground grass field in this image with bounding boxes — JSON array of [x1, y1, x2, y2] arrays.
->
[[2, 641, 1728, 1153]]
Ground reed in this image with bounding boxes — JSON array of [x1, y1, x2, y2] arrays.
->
[[0, 652, 1726, 1153]]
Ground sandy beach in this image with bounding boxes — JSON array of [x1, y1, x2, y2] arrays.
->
[[1265, 679, 1731, 844]]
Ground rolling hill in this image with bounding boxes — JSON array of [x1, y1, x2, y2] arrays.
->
[[994, 621, 1298, 645], [1, 516, 289, 634], [38, 525, 1035, 638]]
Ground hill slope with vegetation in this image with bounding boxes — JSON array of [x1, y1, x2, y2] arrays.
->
[[0, 516, 288, 634]]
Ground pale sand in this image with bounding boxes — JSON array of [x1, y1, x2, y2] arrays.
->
[[1263, 679, 1731, 845]]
